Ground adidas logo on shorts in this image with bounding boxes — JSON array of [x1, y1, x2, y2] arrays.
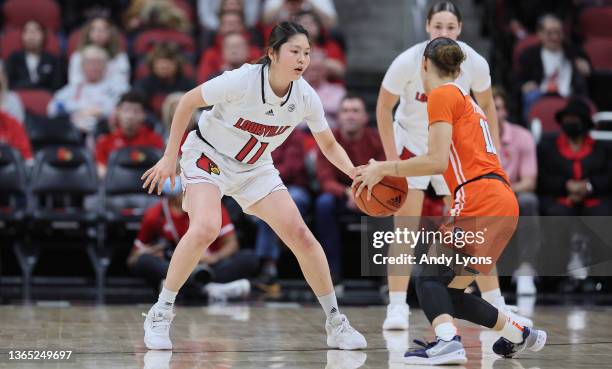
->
[[265, 109, 274, 116]]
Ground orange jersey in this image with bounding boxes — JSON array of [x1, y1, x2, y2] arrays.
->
[[427, 83, 513, 216], [427, 83, 518, 273]]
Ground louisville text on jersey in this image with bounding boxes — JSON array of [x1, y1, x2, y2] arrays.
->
[[233, 118, 291, 137]]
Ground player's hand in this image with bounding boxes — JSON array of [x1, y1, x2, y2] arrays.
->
[[345, 187, 358, 210], [353, 159, 384, 201], [141, 155, 177, 195]]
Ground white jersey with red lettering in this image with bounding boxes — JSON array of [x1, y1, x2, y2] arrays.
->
[[179, 63, 328, 212], [382, 40, 491, 140], [381, 40, 491, 194], [196, 63, 327, 165]]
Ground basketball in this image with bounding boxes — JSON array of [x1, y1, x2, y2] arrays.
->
[[352, 176, 408, 217]]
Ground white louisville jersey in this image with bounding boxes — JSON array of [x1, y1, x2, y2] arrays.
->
[[381, 40, 492, 141], [197, 63, 328, 166]]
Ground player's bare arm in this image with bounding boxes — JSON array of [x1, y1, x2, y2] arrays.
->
[[312, 128, 357, 179], [376, 86, 401, 161], [354, 122, 452, 198]]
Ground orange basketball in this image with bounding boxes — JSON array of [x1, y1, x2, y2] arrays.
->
[[352, 176, 408, 217]]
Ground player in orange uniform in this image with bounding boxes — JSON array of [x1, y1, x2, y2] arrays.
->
[[354, 37, 547, 365]]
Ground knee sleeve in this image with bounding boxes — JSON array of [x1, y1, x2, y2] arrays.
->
[[414, 275, 454, 323], [448, 288, 498, 328]]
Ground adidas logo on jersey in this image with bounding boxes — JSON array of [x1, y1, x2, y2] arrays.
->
[[388, 195, 403, 208], [265, 109, 274, 116]]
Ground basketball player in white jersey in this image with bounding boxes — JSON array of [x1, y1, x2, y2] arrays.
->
[[141, 22, 366, 351], [377, 1, 532, 330]]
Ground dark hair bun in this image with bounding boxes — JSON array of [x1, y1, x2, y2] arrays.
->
[[423, 37, 465, 77], [436, 44, 465, 70]]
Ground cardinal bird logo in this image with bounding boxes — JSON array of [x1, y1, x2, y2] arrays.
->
[[129, 150, 146, 163], [57, 147, 73, 162], [196, 153, 221, 175]]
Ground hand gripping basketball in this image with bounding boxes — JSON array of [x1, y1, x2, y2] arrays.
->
[[352, 159, 408, 217]]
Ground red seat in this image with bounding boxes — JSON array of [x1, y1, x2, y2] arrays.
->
[[584, 38, 612, 71], [66, 28, 128, 56], [15, 89, 53, 117], [0, 28, 61, 59], [2, 0, 61, 32], [512, 35, 540, 72], [528, 96, 569, 134], [580, 6, 612, 41], [134, 61, 195, 81], [132, 29, 196, 58], [529, 96, 597, 134]]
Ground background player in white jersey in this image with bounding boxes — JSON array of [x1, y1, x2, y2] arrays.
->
[[377, 1, 531, 330], [140, 22, 366, 351]]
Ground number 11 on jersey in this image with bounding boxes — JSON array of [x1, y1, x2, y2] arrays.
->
[[235, 136, 269, 164], [479, 119, 497, 155]]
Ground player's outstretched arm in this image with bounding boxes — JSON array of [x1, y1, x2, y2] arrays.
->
[[141, 86, 208, 195], [312, 128, 356, 179]]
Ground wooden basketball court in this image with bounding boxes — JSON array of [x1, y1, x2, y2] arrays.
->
[[1, 302, 610, 368]]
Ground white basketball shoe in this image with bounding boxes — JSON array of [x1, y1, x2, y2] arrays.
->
[[143, 305, 175, 350], [326, 314, 367, 350]]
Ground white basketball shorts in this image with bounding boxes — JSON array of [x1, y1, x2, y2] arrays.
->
[[180, 131, 287, 213], [394, 122, 451, 196]]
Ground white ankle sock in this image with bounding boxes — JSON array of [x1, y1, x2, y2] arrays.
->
[[155, 287, 177, 310], [481, 288, 502, 304], [435, 322, 457, 341], [499, 316, 525, 343], [389, 291, 407, 306], [318, 291, 340, 319]]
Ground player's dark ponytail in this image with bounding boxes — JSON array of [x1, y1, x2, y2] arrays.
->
[[257, 21, 310, 65], [423, 37, 465, 78], [427, 1, 462, 23]]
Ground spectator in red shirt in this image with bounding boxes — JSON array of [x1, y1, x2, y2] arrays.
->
[[254, 129, 311, 284], [262, 0, 338, 30], [95, 91, 164, 177], [0, 111, 33, 164], [128, 177, 259, 298], [211, 9, 263, 47], [197, 11, 263, 83], [315, 94, 385, 283], [197, 32, 258, 83], [295, 10, 346, 80]]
